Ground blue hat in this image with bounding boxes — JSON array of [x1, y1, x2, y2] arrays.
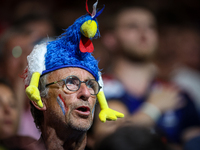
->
[[43, 14, 100, 80]]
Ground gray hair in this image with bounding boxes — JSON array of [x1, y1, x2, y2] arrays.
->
[[38, 73, 49, 98]]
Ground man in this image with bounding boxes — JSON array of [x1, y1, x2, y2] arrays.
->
[[102, 5, 200, 147], [103, 5, 180, 126], [26, 68, 100, 149], [22, 1, 123, 149]]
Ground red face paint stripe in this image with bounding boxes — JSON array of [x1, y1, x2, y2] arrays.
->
[[58, 94, 68, 112]]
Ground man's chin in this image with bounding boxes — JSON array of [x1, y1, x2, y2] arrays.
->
[[70, 123, 92, 132], [72, 125, 91, 132], [122, 48, 154, 62], [68, 117, 93, 132]]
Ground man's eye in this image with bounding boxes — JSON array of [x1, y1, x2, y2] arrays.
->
[[87, 81, 94, 88], [67, 78, 81, 88], [66, 79, 74, 85], [67, 79, 78, 85], [87, 81, 98, 93]]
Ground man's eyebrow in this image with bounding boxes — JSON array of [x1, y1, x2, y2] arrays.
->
[[85, 77, 95, 81]]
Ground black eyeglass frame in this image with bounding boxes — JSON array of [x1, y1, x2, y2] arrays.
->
[[45, 75, 102, 95]]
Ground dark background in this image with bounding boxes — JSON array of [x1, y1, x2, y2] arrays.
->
[[0, 0, 200, 35]]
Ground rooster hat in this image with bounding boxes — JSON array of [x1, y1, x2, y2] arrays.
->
[[23, 0, 124, 122]]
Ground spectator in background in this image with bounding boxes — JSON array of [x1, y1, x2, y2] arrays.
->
[[0, 78, 35, 150], [155, 22, 200, 147], [173, 25, 200, 71], [170, 25, 200, 115], [0, 14, 55, 101], [0, 78, 19, 140], [0, 13, 56, 140], [101, 5, 200, 149]]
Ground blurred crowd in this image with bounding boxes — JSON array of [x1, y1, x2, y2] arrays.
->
[[0, 0, 200, 150]]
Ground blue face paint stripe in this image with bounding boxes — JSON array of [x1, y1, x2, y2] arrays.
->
[[57, 96, 66, 115], [92, 106, 95, 118]]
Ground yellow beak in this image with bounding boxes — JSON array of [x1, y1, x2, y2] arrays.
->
[[80, 20, 97, 38]]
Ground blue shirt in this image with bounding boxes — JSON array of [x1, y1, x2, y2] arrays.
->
[[103, 76, 200, 144]]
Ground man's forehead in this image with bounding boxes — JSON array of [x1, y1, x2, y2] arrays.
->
[[47, 67, 95, 81], [117, 8, 155, 25]]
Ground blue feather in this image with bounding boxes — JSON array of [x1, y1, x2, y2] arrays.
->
[[93, 5, 105, 19]]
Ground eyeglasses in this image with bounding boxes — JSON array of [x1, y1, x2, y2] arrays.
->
[[45, 75, 101, 95]]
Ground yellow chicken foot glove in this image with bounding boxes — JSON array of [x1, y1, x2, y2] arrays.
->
[[97, 90, 124, 122], [25, 72, 43, 108]]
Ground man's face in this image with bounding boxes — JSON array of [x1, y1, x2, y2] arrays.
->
[[0, 84, 19, 139], [43, 67, 97, 132], [115, 8, 158, 61]]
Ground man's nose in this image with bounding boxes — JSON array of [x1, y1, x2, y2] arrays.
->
[[139, 28, 148, 41], [77, 83, 91, 101]]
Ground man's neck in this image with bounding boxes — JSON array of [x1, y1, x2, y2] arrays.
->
[[41, 125, 87, 150], [113, 56, 157, 97]]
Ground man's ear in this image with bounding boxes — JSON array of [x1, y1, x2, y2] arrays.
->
[[31, 98, 46, 111]]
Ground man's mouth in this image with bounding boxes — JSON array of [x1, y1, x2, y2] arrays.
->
[[75, 106, 91, 117]]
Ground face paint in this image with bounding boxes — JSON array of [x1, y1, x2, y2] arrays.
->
[[57, 94, 67, 115], [92, 106, 95, 118]]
